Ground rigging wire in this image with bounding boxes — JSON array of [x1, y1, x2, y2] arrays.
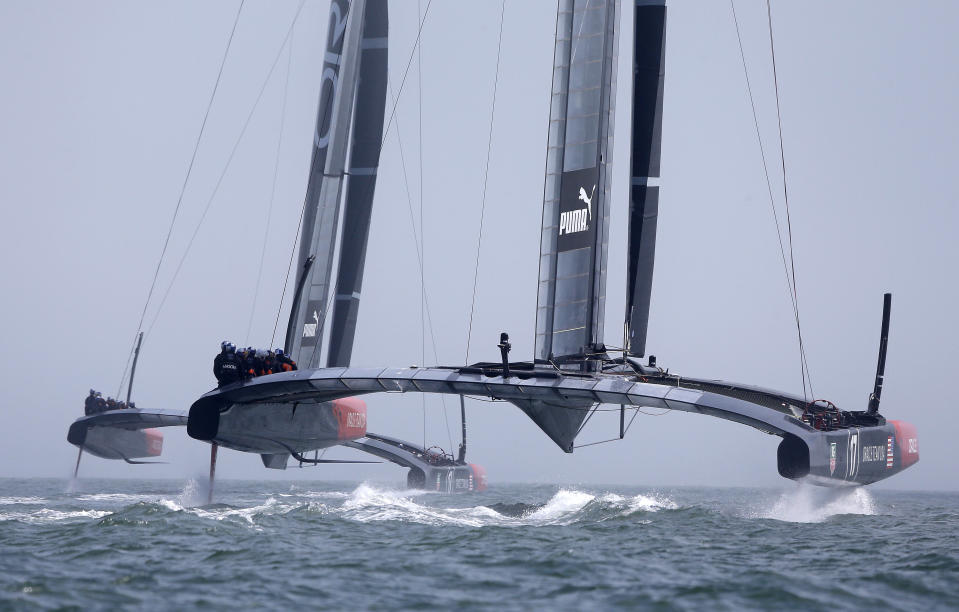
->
[[144, 1, 306, 340], [730, 0, 812, 400], [247, 37, 294, 345], [271, 196, 307, 350], [116, 0, 244, 394], [388, 77, 454, 456], [765, 0, 814, 399], [569, 0, 594, 65], [465, 0, 507, 364]]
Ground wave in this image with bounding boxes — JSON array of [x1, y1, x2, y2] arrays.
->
[[0, 496, 46, 506], [334, 484, 678, 527], [2, 482, 679, 528], [0, 508, 111, 524]]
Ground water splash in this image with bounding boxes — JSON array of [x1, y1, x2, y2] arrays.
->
[[177, 479, 207, 508], [755, 483, 877, 523]]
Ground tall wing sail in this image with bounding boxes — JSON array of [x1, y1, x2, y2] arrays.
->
[[535, 0, 620, 367], [286, 0, 367, 368], [326, 0, 388, 368], [625, 0, 666, 357]]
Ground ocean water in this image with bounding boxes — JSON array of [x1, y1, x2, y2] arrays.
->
[[0, 478, 956, 610]]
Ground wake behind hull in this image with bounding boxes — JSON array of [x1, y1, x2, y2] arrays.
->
[[346, 433, 487, 493]]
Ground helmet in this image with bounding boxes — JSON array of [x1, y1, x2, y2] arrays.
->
[[95, 391, 102, 397], [227, 343, 236, 353], [221, 340, 231, 351], [89, 389, 95, 395], [274, 349, 284, 357], [256, 349, 268, 358]]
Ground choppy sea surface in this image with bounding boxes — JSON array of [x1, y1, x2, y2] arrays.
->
[[0, 478, 956, 610]]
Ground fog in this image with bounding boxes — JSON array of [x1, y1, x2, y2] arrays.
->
[[1, 1, 955, 490]]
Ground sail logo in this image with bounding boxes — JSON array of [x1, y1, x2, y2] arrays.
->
[[559, 185, 595, 236], [846, 431, 860, 479], [302, 310, 320, 338], [314, 0, 349, 150], [862, 444, 885, 462], [345, 411, 366, 429]]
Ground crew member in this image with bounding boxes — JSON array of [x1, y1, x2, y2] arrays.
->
[[213, 341, 242, 387], [94, 392, 106, 413], [84, 390, 97, 416], [238, 347, 254, 380], [260, 349, 275, 376], [275, 349, 297, 372]]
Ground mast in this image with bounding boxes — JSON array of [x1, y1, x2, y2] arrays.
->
[[327, 0, 389, 367], [286, 0, 368, 368], [867, 293, 892, 415], [534, 0, 621, 369], [624, 0, 666, 357], [125, 331, 144, 405]]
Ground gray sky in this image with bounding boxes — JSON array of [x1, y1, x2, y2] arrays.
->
[[1, 1, 956, 490]]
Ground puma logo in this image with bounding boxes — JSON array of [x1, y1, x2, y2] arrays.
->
[[302, 310, 319, 338], [559, 184, 596, 236], [578, 185, 595, 221]]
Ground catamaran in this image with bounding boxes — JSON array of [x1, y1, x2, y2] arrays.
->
[[67, 0, 488, 494], [70, 0, 919, 492]]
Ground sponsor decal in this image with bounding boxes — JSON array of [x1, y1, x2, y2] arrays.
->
[[557, 167, 600, 252], [559, 185, 595, 236], [829, 442, 837, 475], [301, 300, 325, 347], [345, 411, 366, 429], [302, 310, 319, 339], [886, 436, 895, 468], [846, 431, 860, 479], [314, 0, 349, 150], [908, 438, 918, 454], [862, 444, 886, 462]]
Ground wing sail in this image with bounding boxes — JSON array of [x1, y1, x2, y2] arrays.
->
[[327, 0, 388, 367], [625, 1, 666, 357], [535, 0, 620, 367], [287, 0, 368, 368]]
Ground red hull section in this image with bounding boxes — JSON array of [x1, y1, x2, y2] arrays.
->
[[144, 429, 163, 456], [333, 397, 367, 441], [890, 420, 919, 470], [470, 464, 488, 492]]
